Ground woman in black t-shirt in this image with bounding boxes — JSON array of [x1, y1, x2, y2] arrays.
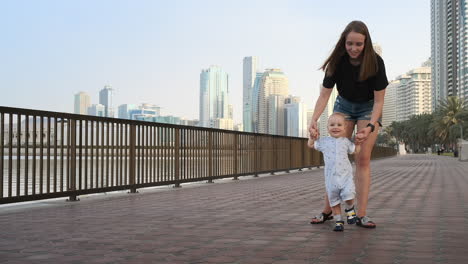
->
[[309, 21, 388, 228]]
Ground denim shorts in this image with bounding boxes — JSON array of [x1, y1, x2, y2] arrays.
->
[[333, 96, 382, 123]]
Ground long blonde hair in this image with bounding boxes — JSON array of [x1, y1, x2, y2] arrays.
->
[[321, 20, 378, 81]]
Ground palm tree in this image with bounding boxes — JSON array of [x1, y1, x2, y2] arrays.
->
[[389, 121, 406, 144], [407, 114, 433, 152], [431, 96, 468, 145]]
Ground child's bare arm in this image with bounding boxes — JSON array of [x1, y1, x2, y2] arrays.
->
[[307, 137, 316, 149], [308, 133, 319, 149]]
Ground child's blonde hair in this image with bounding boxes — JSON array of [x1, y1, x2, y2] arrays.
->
[[328, 112, 346, 124]]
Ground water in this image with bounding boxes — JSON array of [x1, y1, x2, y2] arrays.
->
[[1, 154, 242, 198]]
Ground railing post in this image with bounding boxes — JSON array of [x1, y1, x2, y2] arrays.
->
[[270, 138, 275, 175], [286, 138, 291, 173], [174, 128, 181, 187], [233, 133, 238, 180], [254, 135, 258, 177], [298, 139, 303, 171], [208, 131, 213, 183], [67, 119, 79, 201], [129, 124, 137, 193], [0, 113, 3, 199]]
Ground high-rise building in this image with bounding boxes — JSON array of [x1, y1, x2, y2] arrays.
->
[[257, 69, 289, 135], [382, 80, 399, 128], [74, 92, 91, 115], [99, 85, 114, 118], [214, 118, 234, 130], [128, 103, 161, 120], [431, 0, 468, 108], [118, 104, 137, 119], [306, 109, 314, 137], [180, 118, 199, 127], [373, 43, 383, 56], [395, 65, 432, 122], [284, 96, 308, 138], [199, 66, 231, 128], [243, 56, 258, 132], [319, 87, 338, 137], [458, 0, 468, 100], [234, 123, 244, 132], [395, 74, 411, 121], [251, 72, 264, 133], [88, 104, 105, 117], [268, 95, 286, 135], [153, 115, 181, 125]]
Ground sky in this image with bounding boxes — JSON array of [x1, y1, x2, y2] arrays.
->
[[0, 0, 430, 124]]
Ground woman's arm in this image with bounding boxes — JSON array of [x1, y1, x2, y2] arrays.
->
[[309, 86, 333, 138], [356, 89, 386, 143], [369, 89, 385, 127]]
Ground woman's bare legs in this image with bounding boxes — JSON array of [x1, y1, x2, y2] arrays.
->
[[355, 120, 379, 219], [323, 194, 332, 213]]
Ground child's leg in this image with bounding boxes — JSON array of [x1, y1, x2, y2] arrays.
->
[[332, 204, 342, 219], [344, 199, 356, 224], [332, 204, 344, 232]]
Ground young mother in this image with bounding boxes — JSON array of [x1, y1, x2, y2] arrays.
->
[[309, 20, 388, 228]]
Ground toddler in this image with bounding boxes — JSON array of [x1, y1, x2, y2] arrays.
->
[[308, 112, 361, 231]]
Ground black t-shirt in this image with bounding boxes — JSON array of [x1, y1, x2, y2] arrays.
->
[[322, 54, 388, 103]]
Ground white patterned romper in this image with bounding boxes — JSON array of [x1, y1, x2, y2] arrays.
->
[[314, 137, 356, 207]]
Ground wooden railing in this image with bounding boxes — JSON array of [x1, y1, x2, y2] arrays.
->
[[0, 106, 397, 204]]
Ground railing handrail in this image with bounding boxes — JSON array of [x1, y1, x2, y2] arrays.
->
[[0, 106, 306, 139]]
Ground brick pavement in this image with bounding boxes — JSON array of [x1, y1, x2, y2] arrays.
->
[[1, 154, 467, 264]]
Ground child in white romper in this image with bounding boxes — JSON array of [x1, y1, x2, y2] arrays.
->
[[308, 112, 361, 231]]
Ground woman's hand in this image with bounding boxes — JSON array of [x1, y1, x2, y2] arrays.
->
[[309, 120, 319, 139], [355, 126, 372, 144]]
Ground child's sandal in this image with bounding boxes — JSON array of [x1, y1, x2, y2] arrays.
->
[[333, 221, 344, 232], [310, 211, 333, 224], [345, 207, 356, 224], [356, 216, 376, 228]]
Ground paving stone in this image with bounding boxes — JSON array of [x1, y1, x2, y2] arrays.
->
[[0, 155, 467, 263]]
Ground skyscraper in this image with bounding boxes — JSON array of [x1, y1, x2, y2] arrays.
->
[[251, 72, 263, 133], [88, 104, 105, 117], [127, 103, 160, 120], [243, 56, 258, 132], [284, 96, 308, 138], [268, 95, 286, 135], [382, 80, 398, 128], [99, 85, 114, 118], [431, 0, 468, 108], [74, 92, 90, 115], [319, 86, 338, 137], [458, 0, 468, 100], [395, 65, 432, 122], [256, 69, 289, 135], [117, 104, 137, 119], [199, 66, 231, 128]]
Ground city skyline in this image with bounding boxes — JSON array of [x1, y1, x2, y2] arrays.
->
[[1, 0, 430, 123]]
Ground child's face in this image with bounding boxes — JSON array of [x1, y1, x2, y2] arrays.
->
[[327, 115, 346, 138]]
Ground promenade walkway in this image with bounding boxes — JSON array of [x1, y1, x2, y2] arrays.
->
[[1, 154, 467, 264]]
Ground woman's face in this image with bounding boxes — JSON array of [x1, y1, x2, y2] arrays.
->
[[345, 31, 365, 59]]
